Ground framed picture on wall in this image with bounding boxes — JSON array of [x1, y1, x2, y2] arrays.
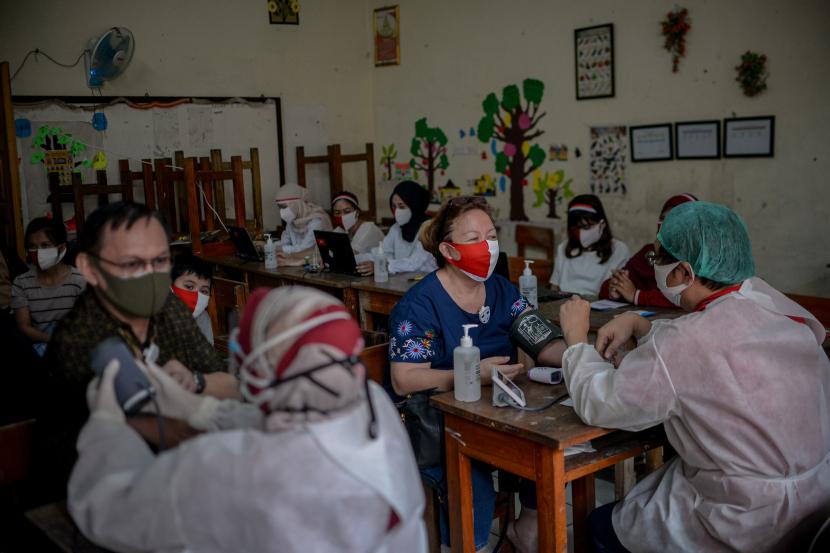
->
[[374, 5, 400, 66], [574, 23, 615, 100], [630, 124, 673, 162], [675, 120, 721, 159], [724, 116, 775, 157], [267, 0, 299, 25]]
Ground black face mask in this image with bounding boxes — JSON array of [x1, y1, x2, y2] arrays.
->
[[265, 353, 378, 439]]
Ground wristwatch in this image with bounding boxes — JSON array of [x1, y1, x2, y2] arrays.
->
[[193, 370, 206, 394]]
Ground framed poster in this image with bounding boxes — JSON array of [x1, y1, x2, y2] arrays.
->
[[267, 0, 299, 25], [374, 5, 400, 66], [575, 24, 615, 100], [675, 120, 721, 159], [630, 124, 673, 162], [724, 116, 775, 157]]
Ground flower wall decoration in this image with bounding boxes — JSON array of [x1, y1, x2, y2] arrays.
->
[[661, 8, 691, 73], [735, 51, 769, 97]]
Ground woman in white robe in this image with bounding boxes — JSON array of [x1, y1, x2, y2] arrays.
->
[[558, 201, 830, 553], [68, 286, 427, 553]]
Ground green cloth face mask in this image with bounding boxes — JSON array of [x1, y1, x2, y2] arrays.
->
[[94, 262, 172, 318]]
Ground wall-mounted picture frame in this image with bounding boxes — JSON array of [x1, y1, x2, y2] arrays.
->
[[268, 0, 299, 25], [724, 116, 775, 157], [630, 124, 673, 162], [574, 23, 615, 100], [675, 120, 721, 159], [374, 5, 400, 67]]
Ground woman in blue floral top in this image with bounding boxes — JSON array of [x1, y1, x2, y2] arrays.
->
[[389, 196, 565, 552]]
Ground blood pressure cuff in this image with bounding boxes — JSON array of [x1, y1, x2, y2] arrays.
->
[[510, 309, 563, 360]]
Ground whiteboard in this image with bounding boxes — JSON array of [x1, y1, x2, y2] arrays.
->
[[13, 97, 284, 230]]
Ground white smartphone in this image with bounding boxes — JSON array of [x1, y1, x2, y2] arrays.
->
[[492, 367, 526, 408]]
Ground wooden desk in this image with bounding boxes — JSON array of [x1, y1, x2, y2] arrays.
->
[[201, 255, 362, 318], [350, 273, 421, 330], [541, 299, 684, 332], [432, 378, 664, 553]]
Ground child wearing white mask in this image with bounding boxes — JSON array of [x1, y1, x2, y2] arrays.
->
[[11, 217, 86, 356], [357, 181, 437, 276], [331, 191, 384, 258], [274, 183, 332, 266], [171, 254, 215, 345], [549, 194, 629, 296]]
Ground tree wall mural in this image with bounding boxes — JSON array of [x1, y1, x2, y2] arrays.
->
[[476, 78, 547, 221], [409, 117, 449, 194]]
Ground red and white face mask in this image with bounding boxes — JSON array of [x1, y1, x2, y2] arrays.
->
[[444, 239, 499, 282]]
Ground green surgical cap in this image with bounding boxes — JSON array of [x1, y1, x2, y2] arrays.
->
[[657, 201, 755, 284]]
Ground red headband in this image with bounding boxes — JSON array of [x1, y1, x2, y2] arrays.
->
[[568, 203, 598, 214]]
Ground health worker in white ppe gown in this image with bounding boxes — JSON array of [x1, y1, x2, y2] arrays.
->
[[69, 285, 427, 553], [557, 201, 830, 553]]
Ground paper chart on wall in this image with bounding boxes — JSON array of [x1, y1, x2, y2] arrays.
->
[[589, 126, 626, 195], [576, 26, 614, 98]]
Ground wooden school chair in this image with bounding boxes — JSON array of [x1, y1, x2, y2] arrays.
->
[[296, 142, 377, 221], [48, 170, 133, 235], [507, 255, 553, 286], [183, 156, 246, 255], [515, 224, 555, 260]]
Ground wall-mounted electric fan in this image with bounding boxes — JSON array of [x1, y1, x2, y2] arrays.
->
[[85, 27, 135, 88]]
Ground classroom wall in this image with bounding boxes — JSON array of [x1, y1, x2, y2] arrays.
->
[[3, 1, 829, 295], [0, 0, 376, 229], [370, 0, 830, 296]]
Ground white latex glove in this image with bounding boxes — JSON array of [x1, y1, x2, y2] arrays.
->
[[137, 358, 220, 431], [85, 360, 126, 424], [138, 359, 261, 432]]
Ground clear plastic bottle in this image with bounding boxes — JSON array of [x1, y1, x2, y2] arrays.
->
[[519, 259, 537, 309], [264, 233, 278, 269], [373, 241, 389, 282], [453, 324, 481, 402]]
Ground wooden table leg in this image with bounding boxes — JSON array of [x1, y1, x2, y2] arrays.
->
[[445, 424, 476, 553], [535, 446, 567, 552], [614, 458, 636, 500], [571, 475, 596, 553], [341, 286, 360, 321], [645, 446, 663, 473]]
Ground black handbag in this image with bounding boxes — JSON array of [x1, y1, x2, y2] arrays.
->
[[397, 390, 445, 469]]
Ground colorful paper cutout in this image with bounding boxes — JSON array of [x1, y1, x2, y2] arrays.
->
[[15, 119, 31, 138], [92, 151, 107, 170], [380, 144, 398, 180], [532, 169, 574, 219], [92, 112, 108, 131], [473, 174, 497, 197], [477, 78, 547, 220], [409, 117, 449, 195], [548, 144, 569, 161]]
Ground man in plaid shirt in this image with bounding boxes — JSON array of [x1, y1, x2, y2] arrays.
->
[[39, 202, 239, 496]]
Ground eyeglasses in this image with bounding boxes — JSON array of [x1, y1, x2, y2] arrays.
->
[[646, 250, 679, 268], [90, 252, 171, 275]]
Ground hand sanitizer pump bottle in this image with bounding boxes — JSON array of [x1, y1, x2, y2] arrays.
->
[[453, 324, 481, 402], [373, 241, 389, 282], [519, 259, 537, 309], [264, 233, 278, 269]]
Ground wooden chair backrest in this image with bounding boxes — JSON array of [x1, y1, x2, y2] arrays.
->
[[786, 293, 830, 327], [296, 143, 377, 221], [0, 419, 35, 486], [359, 342, 389, 386], [48, 170, 133, 235], [515, 224, 554, 259], [507, 256, 553, 285]]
